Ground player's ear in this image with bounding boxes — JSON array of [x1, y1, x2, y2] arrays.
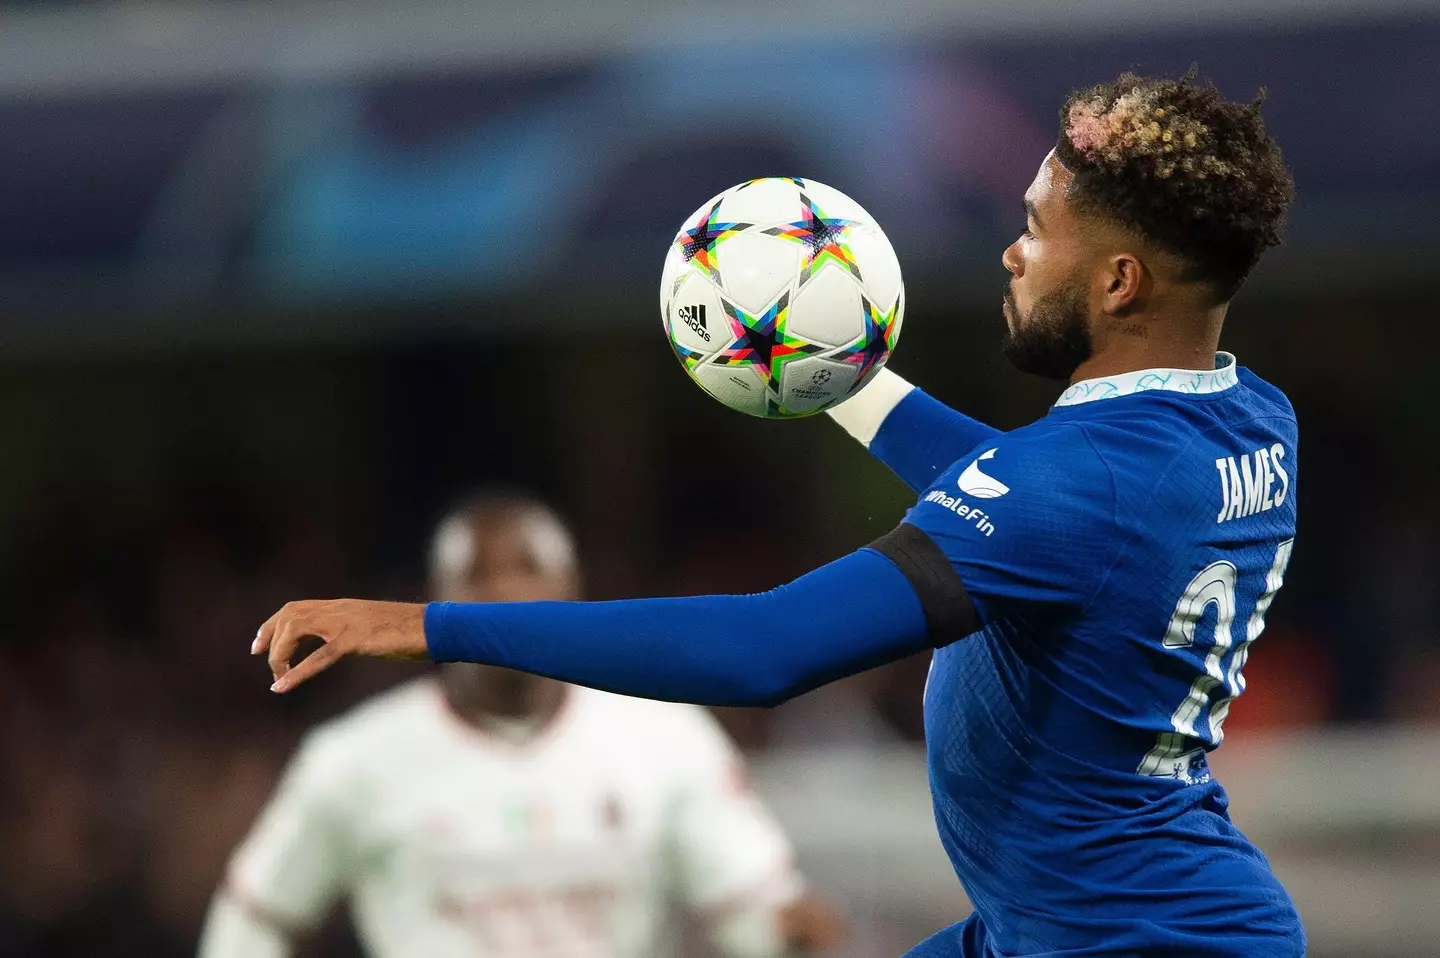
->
[[1100, 252, 1146, 315]]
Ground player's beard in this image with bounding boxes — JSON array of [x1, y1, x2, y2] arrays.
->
[[1002, 275, 1093, 381]]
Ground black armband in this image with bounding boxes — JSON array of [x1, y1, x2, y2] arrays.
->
[[867, 523, 979, 646]]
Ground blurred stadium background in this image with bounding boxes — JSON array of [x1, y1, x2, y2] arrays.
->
[[3, 0, 1440, 955]]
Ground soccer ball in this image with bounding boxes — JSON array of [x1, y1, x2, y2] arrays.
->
[[660, 177, 904, 418]]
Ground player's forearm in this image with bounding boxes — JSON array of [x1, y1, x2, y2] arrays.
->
[[425, 549, 929, 707], [827, 369, 1003, 492]]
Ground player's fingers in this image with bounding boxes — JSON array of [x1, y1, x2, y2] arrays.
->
[[252, 608, 283, 656], [270, 640, 344, 694], [266, 609, 314, 681]]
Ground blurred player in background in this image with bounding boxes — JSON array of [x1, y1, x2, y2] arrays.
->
[[257, 72, 1303, 957], [201, 491, 845, 958]]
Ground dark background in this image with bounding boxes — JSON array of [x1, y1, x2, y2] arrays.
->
[[3, 1, 1439, 954]]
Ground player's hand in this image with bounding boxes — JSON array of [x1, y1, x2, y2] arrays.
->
[[779, 893, 848, 952], [253, 599, 429, 693]]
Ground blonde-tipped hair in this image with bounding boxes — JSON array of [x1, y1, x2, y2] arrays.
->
[[1055, 70, 1292, 302]]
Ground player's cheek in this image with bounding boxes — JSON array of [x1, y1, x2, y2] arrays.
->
[[1013, 248, 1052, 310]]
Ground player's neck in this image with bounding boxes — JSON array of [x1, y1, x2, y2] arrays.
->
[[1069, 305, 1226, 385], [445, 677, 568, 729]]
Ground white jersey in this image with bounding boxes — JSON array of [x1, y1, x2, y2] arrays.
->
[[201, 679, 801, 958]]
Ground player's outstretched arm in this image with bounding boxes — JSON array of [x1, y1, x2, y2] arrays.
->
[[256, 537, 964, 703], [827, 368, 1003, 492]]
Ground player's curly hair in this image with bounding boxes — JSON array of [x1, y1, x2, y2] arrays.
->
[[1055, 69, 1294, 303]]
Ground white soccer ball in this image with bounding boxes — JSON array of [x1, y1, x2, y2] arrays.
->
[[660, 177, 904, 418]]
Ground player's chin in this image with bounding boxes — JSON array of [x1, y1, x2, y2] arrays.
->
[[1001, 287, 1024, 331]]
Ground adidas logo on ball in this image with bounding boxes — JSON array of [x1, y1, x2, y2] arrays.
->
[[678, 305, 710, 342]]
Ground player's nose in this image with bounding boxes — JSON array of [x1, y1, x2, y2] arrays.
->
[[1002, 240, 1023, 276]]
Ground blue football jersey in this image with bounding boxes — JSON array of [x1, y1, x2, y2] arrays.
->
[[904, 355, 1304, 956]]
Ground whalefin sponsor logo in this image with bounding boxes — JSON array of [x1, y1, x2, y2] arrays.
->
[[958, 448, 1010, 498], [921, 490, 997, 537]]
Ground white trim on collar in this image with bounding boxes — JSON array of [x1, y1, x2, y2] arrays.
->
[[1054, 352, 1238, 407]]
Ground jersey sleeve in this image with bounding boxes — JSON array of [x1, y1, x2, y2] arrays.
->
[[214, 731, 357, 938], [665, 708, 802, 957], [425, 547, 931, 707], [897, 422, 1118, 631], [827, 368, 1004, 492]]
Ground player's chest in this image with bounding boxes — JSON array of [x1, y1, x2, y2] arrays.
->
[[352, 749, 675, 887]]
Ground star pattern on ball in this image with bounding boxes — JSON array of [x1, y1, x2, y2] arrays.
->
[[713, 291, 826, 399], [762, 191, 862, 284], [836, 294, 901, 388], [669, 339, 708, 372], [737, 176, 806, 190], [676, 199, 752, 283]]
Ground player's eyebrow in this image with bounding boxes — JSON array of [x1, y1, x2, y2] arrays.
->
[[1024, 198, 1043, 231]]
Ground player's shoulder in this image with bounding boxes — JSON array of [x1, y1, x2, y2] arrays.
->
[[1235, 366, 1297, 423], [300, 678, 439, 764], [944, 416, 1115, 503], [908, 418, 1116, 549], [1036, 361, 1299, 525], [918, 360, 1297, 527], [572, 688, 737, 760]]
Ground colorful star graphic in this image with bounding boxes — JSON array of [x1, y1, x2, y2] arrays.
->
[[670, 339, 708, 372], [835, 294, 901, 387], [762, 191, 862, 283], [676, 199, 752, 283], [737, 176, 806, 190], [711, 291, 826, 398]]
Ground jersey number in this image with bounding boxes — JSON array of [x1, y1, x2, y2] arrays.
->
[[1138, 539, 1295, 777]]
